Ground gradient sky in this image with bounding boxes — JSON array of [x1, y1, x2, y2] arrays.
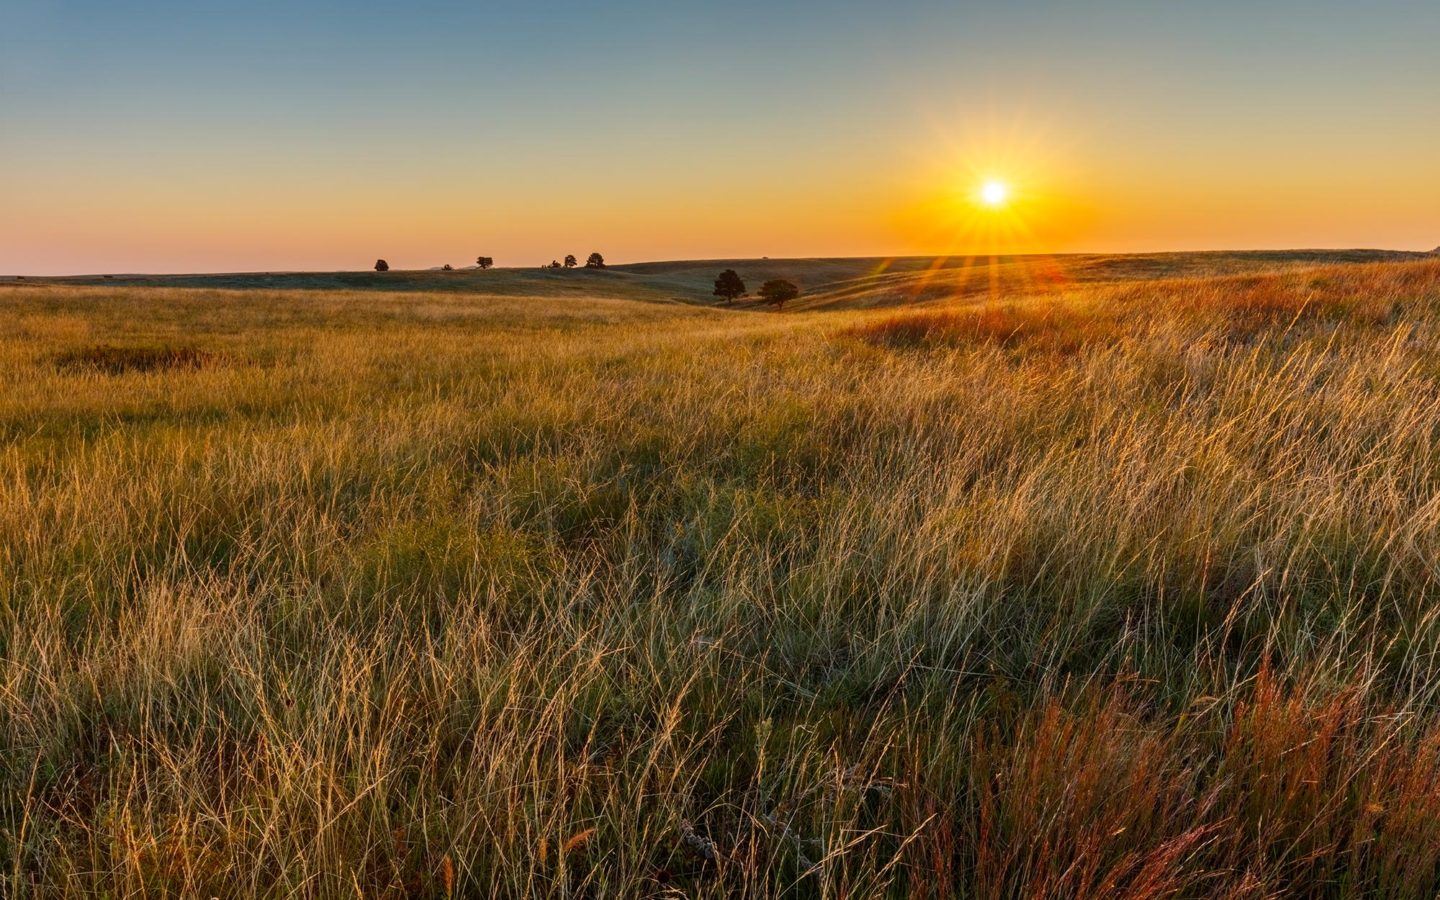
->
[[4, 0, 1438, 274]]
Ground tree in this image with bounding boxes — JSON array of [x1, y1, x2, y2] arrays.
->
[[549, 260, 563, 269], [713, 269, 746, 304], [374, 259, 389, 272], [476, 256, 494, 269], [585, 252, 606, 269], [758, 279, 799, 310], [564, 254, 578, 269], [442, 264, 454, 271]]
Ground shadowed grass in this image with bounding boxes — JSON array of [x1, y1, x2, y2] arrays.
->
[[52, 344, 221, 374]]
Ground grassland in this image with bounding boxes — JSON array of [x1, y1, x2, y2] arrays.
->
[[9, 248, 1423, 309], [4, 253, 1440, 896]]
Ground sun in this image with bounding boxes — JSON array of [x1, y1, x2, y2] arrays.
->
[[979, 179, 1009, 207]]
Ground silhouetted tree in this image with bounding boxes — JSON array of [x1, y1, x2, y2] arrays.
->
[[476, 256, 494, 269], [442, 264, 453, 271], [374, 259, 389, 272], [564, 254, 578, 269], [550, 260, 563, 269], [758, 279, 799, 310], [586, 252, 606, 269], [713, 269, 746, 304]]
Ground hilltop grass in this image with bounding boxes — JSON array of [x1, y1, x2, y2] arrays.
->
[[4, 259, 1440, 896]]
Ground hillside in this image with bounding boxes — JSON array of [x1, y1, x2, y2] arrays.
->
[[6, 248, 1424, 310], [5, 255, 1440, 895]]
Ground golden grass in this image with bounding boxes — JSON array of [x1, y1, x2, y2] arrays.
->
[[4, 259, 1440, 896]]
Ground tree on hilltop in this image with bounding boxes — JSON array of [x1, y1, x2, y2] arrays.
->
[[549, 260, 563, 269], [585, 252, 606, 269], [374, 259, 389, 272], [476, 256, 494, 269], [564, 254, 578, 269], [713, 269, 746, 304], [442, 264, 454, 271], [758, 279, 799, 310]]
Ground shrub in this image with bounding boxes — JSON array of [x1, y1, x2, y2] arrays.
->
[[848, 303, 1121, 354]]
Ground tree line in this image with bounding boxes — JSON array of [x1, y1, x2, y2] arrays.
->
[[370, 257, 800, 310], [372, 253, 600, 273], [544, 253, 605, 270], [713, 268, 799, 309]]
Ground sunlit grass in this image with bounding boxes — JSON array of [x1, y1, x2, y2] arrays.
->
[[4, 259, 1440, 895]]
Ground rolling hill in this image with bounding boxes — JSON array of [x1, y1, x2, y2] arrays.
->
[[6, 254, 1440, 894], [5, 249, 1426, 311]]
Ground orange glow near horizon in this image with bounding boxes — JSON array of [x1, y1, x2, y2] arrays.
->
[[4, 107, 1437, 275], [861, 121, 1099, 303], [884, 114, 1097, 263]]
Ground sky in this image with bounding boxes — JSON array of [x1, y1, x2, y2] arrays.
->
[[3, 0, 1438, 274]]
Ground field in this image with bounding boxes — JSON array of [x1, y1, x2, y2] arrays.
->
[[5, 251, 1440, 896]]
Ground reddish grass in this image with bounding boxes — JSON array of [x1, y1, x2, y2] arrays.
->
[[849, 262, 1439, 356], [892, 673, 1440, 897], [965, 689, 1213, 899]]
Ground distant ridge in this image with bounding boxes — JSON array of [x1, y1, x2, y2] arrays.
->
[[6, 250, 1430, 311]]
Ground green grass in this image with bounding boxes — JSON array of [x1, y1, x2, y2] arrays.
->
[[5, 254, 1440, 896]]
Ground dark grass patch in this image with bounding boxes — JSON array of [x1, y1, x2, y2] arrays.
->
[[53, 344, 223, 375], [846, 304, 1122, 355]]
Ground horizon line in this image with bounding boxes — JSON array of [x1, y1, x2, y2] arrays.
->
[[6, 246, 1436, 280]]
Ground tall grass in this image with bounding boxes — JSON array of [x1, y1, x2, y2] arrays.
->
[[4, 261, 1440, 896]]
